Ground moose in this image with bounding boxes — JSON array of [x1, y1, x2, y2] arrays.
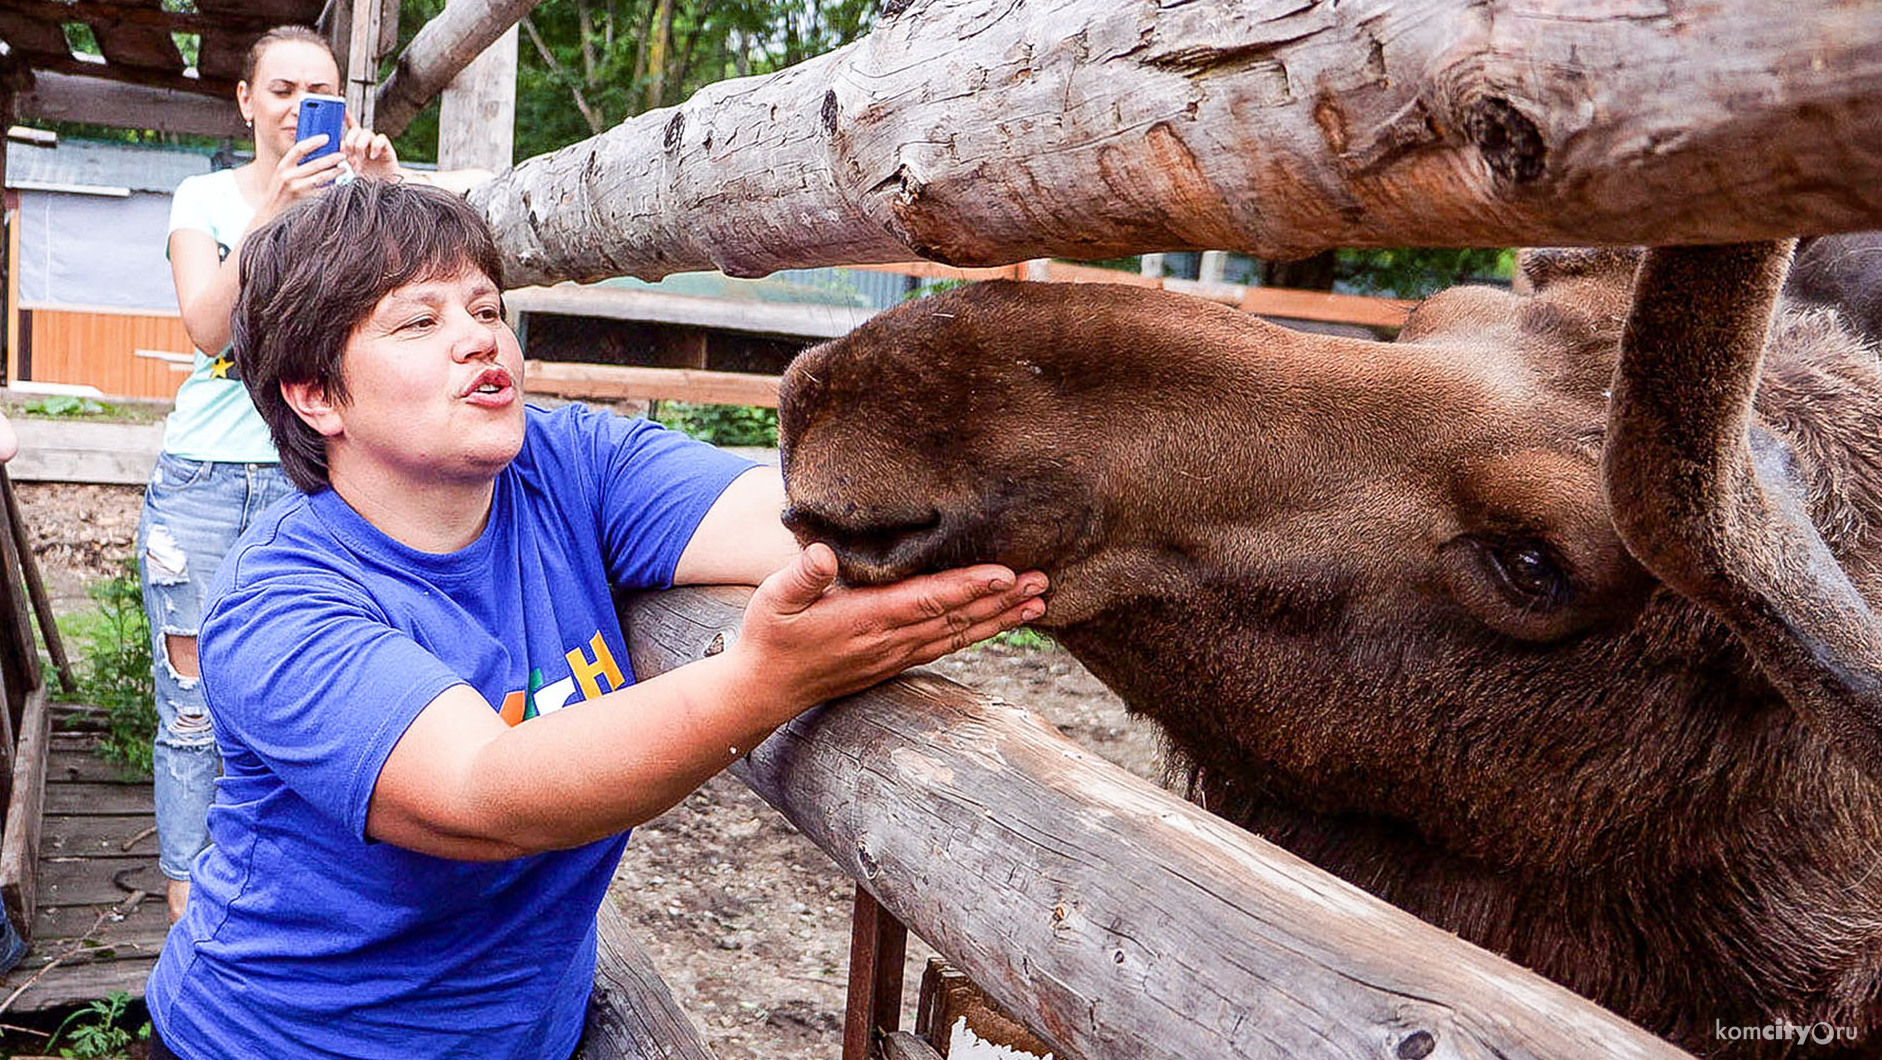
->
[[776, 241, 1882, 1057]]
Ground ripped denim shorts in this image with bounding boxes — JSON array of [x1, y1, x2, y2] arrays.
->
[[138, 452, 294, 880]]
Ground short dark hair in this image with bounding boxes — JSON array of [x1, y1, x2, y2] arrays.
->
[[241, 25, 331, 85], [233, 179, 506, 492]]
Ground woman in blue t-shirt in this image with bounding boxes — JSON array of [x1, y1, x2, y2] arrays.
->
[[144, 179, 1048, 1059]]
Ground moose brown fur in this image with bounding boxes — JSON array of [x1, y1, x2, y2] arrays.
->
[[778, 242, 1882, 1057]]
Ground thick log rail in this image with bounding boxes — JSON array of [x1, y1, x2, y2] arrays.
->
[[621, 586, 1695, 1060], [472, 0, 1882, 288]]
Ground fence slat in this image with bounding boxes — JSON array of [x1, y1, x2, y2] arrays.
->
[[621, 586, 1693, 1060]]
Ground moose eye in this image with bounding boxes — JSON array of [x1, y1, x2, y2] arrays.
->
[[1486, 539, 1572, 607]]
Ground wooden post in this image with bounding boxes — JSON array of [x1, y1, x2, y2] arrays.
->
[[843, 888, 909, 1060], [345, 0, 385, 129], [321, 0, 355, 87], [436, 0, 516, 174], [1, 94, 13, 389], [1198, 250, 1228, 285], [2, 474, 72, 696]]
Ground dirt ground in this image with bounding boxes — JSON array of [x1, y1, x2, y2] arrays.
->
[[12, 481, 1163, 1060]]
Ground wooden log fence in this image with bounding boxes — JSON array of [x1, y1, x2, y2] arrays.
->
[[470, 0, 1882, 289], [508, 260, 1413, 408], [617, 586, 1695, 1060]]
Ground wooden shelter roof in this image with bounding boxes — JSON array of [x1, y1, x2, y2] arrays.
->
[[0, 1, 330, 139], [0, 0, 526, 141], [0, 1, 325, 101]]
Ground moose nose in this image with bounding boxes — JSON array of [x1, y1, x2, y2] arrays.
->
[[781, 501, 946, 584]]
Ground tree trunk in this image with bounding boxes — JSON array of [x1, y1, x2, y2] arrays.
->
[[644, 0, 675, 110], [470, 0, 1882, 289]]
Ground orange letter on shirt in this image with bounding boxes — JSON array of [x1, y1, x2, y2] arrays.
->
[[566, 631, 626, 702]]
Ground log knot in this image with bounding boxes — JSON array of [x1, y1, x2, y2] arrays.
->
[[1462, 96, 1547, 185], [1397, 1030, 1436, 1059], [821, 89, 840, 136]]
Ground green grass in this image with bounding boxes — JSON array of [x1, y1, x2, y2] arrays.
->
[[990, 627, 1052, 651]]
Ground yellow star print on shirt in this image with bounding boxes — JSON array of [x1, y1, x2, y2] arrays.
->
[[210, 356, 235, 379]]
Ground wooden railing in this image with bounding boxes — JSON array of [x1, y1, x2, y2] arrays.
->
[[13, 264, 1410, 411], [581, 586, 1694, 1060], [512, 261, 1414, 410], [0, 469, 75, 957]]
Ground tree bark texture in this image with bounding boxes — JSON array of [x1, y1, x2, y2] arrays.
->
[[621, 586, 1696, 1060], [470, 0, 1882, 289]]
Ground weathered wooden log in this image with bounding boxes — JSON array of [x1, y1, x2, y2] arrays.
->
[[472, 0, 1882, 288], [621, 586, 1694, 1060], [0, 686, 47, 942], [8, 69, 244, 138], [579, 897, 718, 1060]]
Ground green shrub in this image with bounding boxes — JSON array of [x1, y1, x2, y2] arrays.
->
[[61, 562, 155, 776], [651, 402, 778, 448], [46, 991, 148, 1058], [991, 627, 1052, 651]]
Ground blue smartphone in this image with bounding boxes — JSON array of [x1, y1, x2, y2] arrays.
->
[[296, 94, 347, 160]]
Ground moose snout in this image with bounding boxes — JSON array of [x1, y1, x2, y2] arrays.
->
[[781, 501, 949, 585]]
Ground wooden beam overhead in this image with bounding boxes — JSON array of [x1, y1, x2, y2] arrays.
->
[[373, 0, 543, 137], [90, 0, 188, 77], [8, 51, 232, 99], [0, 13, 76, 58], [5, 2, 279, 37], [13, 69, 246, 138]]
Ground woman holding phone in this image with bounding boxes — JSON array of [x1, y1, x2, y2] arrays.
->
[[147, 24, 401, 924]]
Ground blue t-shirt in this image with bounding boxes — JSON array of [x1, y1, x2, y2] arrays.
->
[[146, 404, 755, 1059]]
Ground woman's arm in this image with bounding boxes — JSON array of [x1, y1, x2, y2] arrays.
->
[[366, 545, 1048, 859], [673, 467, 800, 586]]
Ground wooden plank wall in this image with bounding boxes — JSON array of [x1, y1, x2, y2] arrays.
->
[[16, 308, 191, 401]]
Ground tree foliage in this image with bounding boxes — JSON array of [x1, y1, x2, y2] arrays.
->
[[393, 0, 879, 163]]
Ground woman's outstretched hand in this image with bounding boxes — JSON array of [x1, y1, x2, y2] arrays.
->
[[730, 543, 1048, 718]]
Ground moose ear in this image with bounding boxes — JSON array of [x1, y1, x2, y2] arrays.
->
[[1514, 247, 1645, 295], [1601, 240, 1882, 773]]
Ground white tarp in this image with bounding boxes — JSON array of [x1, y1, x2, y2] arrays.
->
[[15, 188, 181, 313]]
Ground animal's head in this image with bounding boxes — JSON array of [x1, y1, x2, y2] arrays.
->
[[782, 260, 1654, 642], [782, 245, 1882, 1051], [780, 247, 1882, 860]]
